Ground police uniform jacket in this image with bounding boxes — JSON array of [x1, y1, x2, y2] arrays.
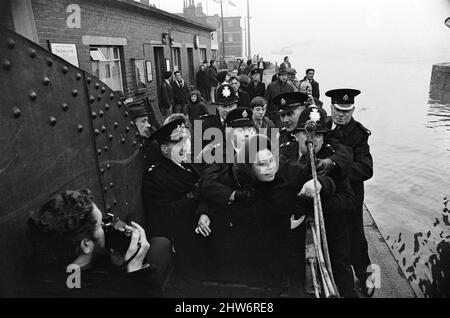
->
[[142, 157, 200, 239], [279, 130, 354, 178], [326, 117, 373, 211]]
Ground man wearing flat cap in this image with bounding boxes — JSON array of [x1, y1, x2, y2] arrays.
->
[[325, 88, 374, 297], [292, 106, 357, 298], [142, 119, 204, 285], [127, 100, 162, 167], [265, 67, 294, 127]]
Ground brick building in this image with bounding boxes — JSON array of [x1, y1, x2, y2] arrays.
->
[[180, 1, 243, 59], [0, 0, 215, 104]]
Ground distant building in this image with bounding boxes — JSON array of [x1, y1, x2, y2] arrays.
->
[[0, 0, 215, 103], [180, 1, 243, 60]]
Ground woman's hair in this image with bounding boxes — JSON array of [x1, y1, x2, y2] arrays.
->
[[233, 134, 274, 188], [26, 189, 97, 269]]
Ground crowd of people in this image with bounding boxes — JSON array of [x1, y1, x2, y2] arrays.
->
[[26, 56, 374, 298]]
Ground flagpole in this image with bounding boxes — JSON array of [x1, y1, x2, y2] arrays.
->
[[220, 0, 226, 63], [247, 0, 251, 60]]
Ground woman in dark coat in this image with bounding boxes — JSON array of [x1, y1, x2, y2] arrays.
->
[[198, 135, 336, 287]]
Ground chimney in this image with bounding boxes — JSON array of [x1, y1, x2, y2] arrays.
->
[[196, 2, 203, 15], [141, 0, 150, 5]]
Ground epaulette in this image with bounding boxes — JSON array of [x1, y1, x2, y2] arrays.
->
[[355, 121, 371, 136]]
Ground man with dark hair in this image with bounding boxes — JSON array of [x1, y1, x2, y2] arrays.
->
[[172, 71, 190, 115], [300, 68, 320, 99], [206, 60, 218, 103], [160, 71, 174, 117], [26, 189, 161, 297], [196, 64, 209, 101], [229, 75, 250, 108], [246, 69, 266, 101], [280, 56, 291, 69]]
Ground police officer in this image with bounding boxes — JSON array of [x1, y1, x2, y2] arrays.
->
[[276, 92, 351, 176], [293, 106, 357, 297], [198, 84, 239, 163], [142, 118, 203, 284], [325, 88, 374, 296], [275, 92, 309, 161]]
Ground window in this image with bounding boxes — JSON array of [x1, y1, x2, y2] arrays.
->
[[200, 48, 207, 63], [90, 46, 123, 92], [172, 47, 181, 72], [228, 34, 233, 43], [227, 20, 233, 28]]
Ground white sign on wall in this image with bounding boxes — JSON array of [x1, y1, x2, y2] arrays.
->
[[49, 43, 80, 67]]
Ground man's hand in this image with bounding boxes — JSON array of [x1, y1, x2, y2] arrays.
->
[[317, 158, 335, 175], [195, 214, 211, 237], [123, 222, 150, 273], [298, 179, 321, 198], [233, 189, 256, 205]]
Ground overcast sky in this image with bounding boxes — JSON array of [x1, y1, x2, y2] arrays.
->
[[145, 0, 450, 61]]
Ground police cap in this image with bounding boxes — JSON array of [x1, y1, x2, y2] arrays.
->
[[225, 107, 255, 128], [274, 92, 309, 114], [149, 118, 188, 145], [294, 106, 328, 133], [325, 88, 361, 111]]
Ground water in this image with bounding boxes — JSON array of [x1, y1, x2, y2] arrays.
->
[[277, 45, 450, 296]]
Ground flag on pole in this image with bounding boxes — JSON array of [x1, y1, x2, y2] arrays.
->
[[228, 0, 236, 7]]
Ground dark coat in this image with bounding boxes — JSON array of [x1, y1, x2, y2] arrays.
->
[[325, 117, 373, 211], [296, 145, 356, 297], [188, 101, 209, 124], [171, 79, 190, 105], [206, 65, 218, 87], [265, 80, 294, 123], [237, 89, 251, 108], [196, 69, 208, 89], [246, 81, 266, 100], [301, 77, 320, 99], [279, 129, 354, 178], [142, 157, 200, 240], [160, 80, 174, 109], [199, 161, 336, 282], [21, 258, 162, 298]]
